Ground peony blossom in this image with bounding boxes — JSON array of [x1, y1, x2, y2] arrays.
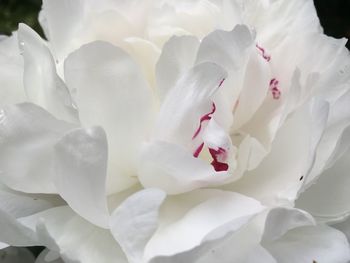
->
[[0, 0, 350, 262]]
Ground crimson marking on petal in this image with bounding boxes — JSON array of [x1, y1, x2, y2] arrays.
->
[[209, 147, 229, 172], [193, 142, 205, 158], [218, 78, 226, 88], [192, 103, 216, 139], [269, 78, 281, 100], [256, 44, 271, 62]]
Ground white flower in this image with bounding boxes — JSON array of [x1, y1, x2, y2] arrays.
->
[[0, 0, 350, 262]]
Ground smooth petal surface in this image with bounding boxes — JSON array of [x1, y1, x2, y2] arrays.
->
[[65, 41, 153, 194], [296, 146, 350, 223], [264, 225, 350, 263], [138, 141, 229, 194], [196, 25, 254, 102], [304, 88, 350, 189], [0, 208, 38, 246], [144, 190, 264, 261], [0, 189, 62, 219], [0, 103, 75, 193], [41, 0, 86, 60], [18, 24, 77, 123], [262, 207, 315, 242], [333, 217, 350, 242], [0, 34, 26, 106], [154, 61, 227, 145], [54, 126, 109, 228], [110, 189, 166, 263], [228, 99, 329, 206], [19, 206, 128, 263], [156, 35, 200, 101]]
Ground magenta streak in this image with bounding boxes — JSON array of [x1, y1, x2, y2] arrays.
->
[[218, 78, 226, 88], [193, 142, 204, 158], [209, 147, 229, 172], [256, 44, 271, 62], [192, 103, 216, 140], [269, 78, 281, 100]]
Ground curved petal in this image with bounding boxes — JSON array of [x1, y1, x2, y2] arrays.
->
[[262, 207, 315, 242], [154, 61, 227, 144], [54, 126, 110, 228], [0, 189, 62, 219], [0, 103, 75, 193], [333, 217, 350, 242], [156, 35, 200, 101], [195, 25, 254, 103], [65, 41, 154, 194], [0, 34, 26, 106], [263, 225, 350, 263], [41, 0, 86, 60], [19, 206, 128, 263], [0, 208, 38, 246], [296, 147, 350, 223], [138, 141, 229, 194], [228, 99, 329, 206], [18, 24, 77, 123], [144, 190, 264, 261], [304, 88, 350, 189], [0, 242, 8, 250], [110, 188, 166, 263]]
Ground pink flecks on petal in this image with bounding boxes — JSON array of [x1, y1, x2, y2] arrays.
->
[[193, 142, 205, 158], [192, 102, 216, 139], [269, 78, 281, 100], [256, 44, 271, 62], [209, 147, 229, 172]]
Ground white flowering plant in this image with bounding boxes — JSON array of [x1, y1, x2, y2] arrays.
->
[[0, 0, 350, 262]]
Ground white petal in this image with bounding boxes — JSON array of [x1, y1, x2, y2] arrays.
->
[[17, 24, 77, 123], [296, 147, 350, 223], [0, 34, 26, 106], [0, 208, 38, 246], [304, 89, 350, 188], [228, 99, 329, 206], [333, 217, 350, 242], [0, 103, 75, 193], [138, 141, 229, 194], [41, 0, 86, 60], [232, 48, 271, 129], [144, 190, 264, 261], [262, 207, 315, 242], [0, 189, 62, 219], [156, 35, 200, 101], [196, 25, 254, 102], [155, 62, 227, 145], [110, 189, 166, 263], [54, 126, 109, 228], [0, 242, 8, 250], [65, 41, 154, 194], [19, 206, 128, 263], [264, 225, 350, 263]]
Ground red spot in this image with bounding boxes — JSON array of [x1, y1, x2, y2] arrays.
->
[[209, 147, 229, 172], [192, 103, 216, 139], [193, 142, 204, 158], [256, 44, 271, 62], [269, 78, 281, 100]]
